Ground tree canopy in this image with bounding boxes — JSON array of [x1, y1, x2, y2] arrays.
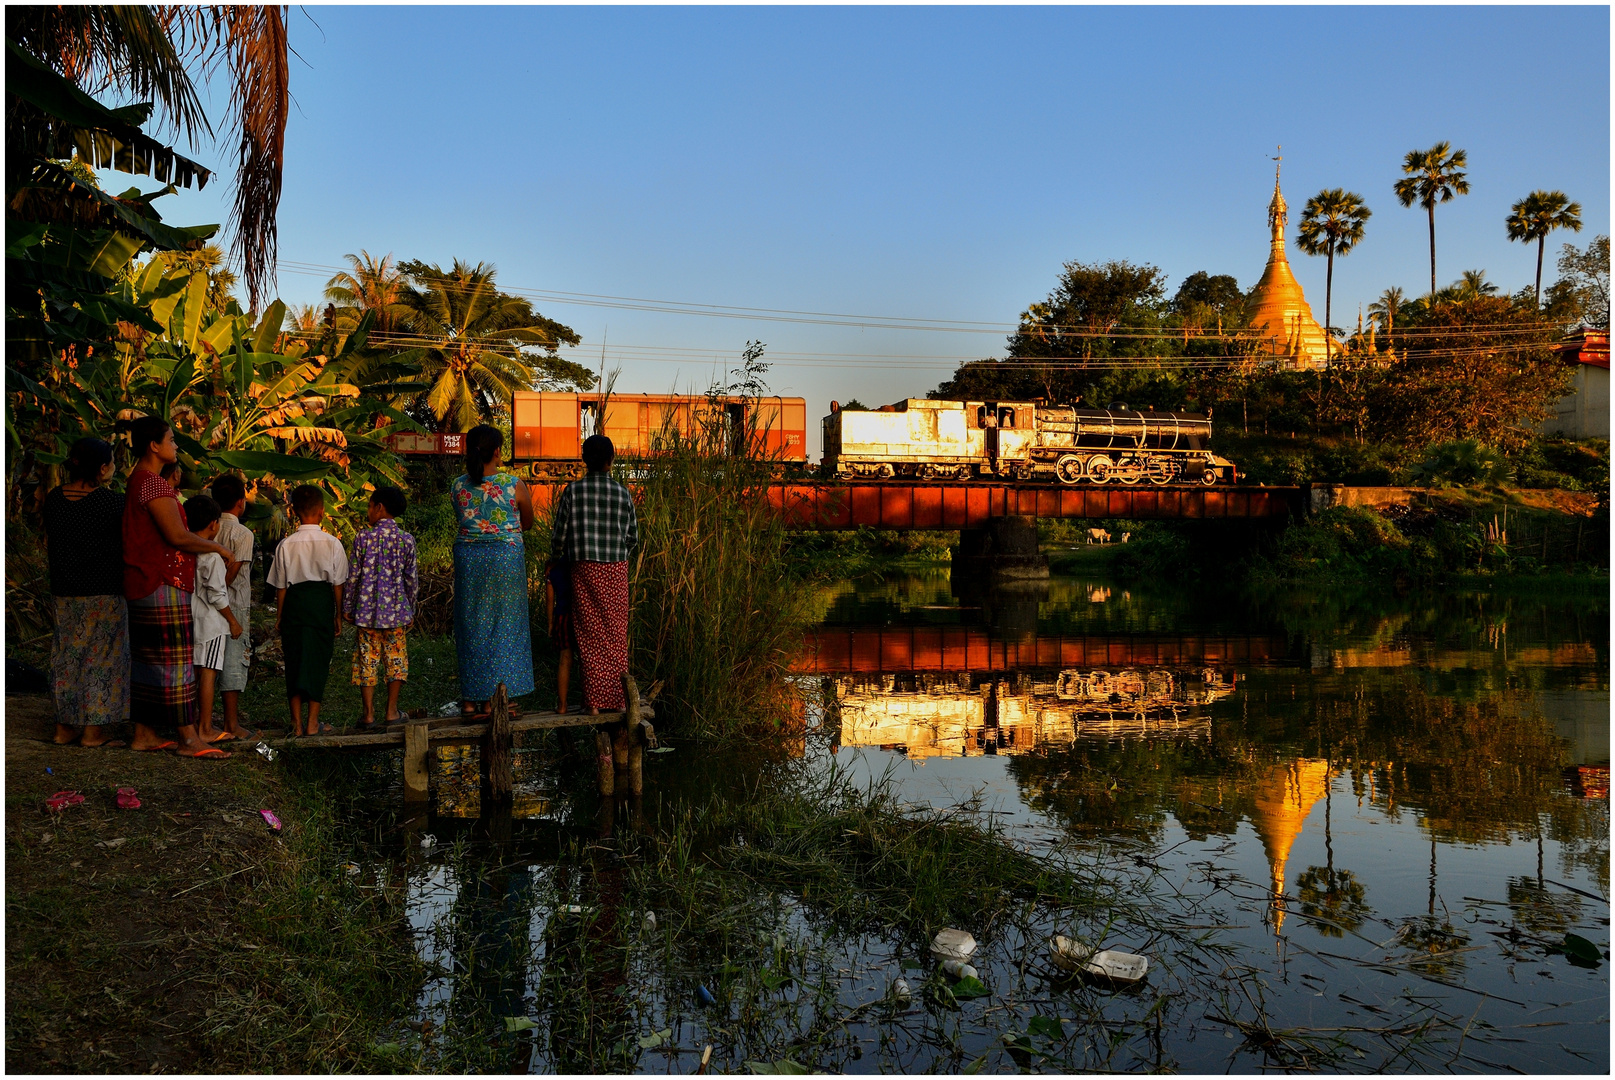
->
[[395, 259, 589, 431]]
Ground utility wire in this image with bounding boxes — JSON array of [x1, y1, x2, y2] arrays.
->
[[275, 258, 1578, 341]]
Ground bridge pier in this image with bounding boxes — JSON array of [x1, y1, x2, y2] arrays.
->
[[952, 515, 1048, 582]]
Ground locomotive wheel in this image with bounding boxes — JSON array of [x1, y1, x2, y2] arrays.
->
[[878, 463, 896, 480], [1056, 454, 1084, 484], [1201, 467, 1218, 486], [1087, 456, 1113, 484], [1146, 458, 1174, 485], [918, 464, 939, 480], [1013, 463, 1035, 482]]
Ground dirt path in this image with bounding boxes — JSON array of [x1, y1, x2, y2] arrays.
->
[[4, 693, 299, 1072]]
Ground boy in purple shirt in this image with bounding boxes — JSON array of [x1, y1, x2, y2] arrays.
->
[[341, 486, 418, 728]]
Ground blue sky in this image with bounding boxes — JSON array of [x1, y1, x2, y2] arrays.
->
[[146, 6, 1610, 451]]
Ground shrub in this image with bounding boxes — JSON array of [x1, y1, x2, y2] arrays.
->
[[1404, 440, 1514, 487]]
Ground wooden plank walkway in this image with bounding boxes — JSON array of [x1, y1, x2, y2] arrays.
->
[[261, 706, 639, 749], [266, 675, 653, 804]]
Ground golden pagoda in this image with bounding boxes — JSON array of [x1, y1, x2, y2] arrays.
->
[[1246, 160, 1330, 370], [1248, 757, 1333, 934]]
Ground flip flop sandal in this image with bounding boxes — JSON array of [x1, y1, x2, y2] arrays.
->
[[313, 722, 335, 736], [209, 731, 239, 743], [131, 740, 179, 752], [178, 746, 231, 759]]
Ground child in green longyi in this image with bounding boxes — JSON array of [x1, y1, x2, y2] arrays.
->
[[269, 485, 348, 736]]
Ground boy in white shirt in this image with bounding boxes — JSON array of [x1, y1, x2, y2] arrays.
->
[[186, 496, 244, 745], [268, 485, 348, 737]]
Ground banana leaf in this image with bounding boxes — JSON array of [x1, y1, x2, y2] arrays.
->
[[215, 450, 332, 479]]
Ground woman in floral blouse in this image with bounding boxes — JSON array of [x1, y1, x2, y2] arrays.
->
[[450, 425, 535, 716]]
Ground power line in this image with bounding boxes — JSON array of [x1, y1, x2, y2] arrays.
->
[[275, 258, 1578, 341]]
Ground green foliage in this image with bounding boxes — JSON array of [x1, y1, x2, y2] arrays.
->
[[1404, 440, 1514, 487], [785, 527, 955, 576], [1546, 234, 1610, 329], [1509, 438, 1608, 494]]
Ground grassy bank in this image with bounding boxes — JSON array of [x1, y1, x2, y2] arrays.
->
[[1249, 489, 1608, 587], [3, 695, 421, 1073]]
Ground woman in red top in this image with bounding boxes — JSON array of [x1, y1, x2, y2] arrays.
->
[[121, 416, 240, 758]]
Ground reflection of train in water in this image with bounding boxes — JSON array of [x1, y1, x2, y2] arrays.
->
[[832, 668, 1236, 758], [822, 398, 1238, 485]]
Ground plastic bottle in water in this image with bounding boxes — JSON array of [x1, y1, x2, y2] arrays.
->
[[940, 960, 978, 981]]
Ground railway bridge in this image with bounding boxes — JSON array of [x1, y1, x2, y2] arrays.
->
[[528, 479, 1304, 529]]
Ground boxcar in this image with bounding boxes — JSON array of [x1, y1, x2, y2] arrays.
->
[[511, 392, 808, 479]]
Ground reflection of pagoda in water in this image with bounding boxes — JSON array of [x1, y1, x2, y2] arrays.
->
[[834, 669, 1236, 759], [1248, 758, 1333, 933]]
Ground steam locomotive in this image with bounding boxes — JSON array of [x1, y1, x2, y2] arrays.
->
[[821, 398, 1237, 485]]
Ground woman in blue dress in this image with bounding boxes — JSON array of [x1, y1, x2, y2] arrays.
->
[[451, 425, 536, 715]]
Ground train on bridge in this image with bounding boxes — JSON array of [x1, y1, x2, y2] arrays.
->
[[824, 398, 1238, 486], [388, 392, 1238, 487]]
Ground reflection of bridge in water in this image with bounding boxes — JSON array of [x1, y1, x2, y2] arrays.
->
[[830, 669, 1237, 758], [797, 627, 1289, 674]]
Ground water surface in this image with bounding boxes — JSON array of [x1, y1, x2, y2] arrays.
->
[[395, 567, 1609, 1072]]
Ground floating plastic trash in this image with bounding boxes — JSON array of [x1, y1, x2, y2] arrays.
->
[[1050, 935, 1148, 984], [503, 1016, 539, 1032], [341, 862, 361, 876], [940, 959, 978, 981], [696, 984, 716, 1007], [556, 904, 585, 915], [930, 928, 977, 962], [420, 833, 437, 850], [891, 977, 913, 1003], [45, 791, 85, 812], [260, 809, 283, 832], [643, 911, 657, 932], [115, 787, 141, 810]]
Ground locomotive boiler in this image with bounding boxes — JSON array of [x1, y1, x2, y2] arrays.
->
[[821, 398, 1237, 485]]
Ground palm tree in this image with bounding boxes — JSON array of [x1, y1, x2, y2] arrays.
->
[[159, 243, 239, 312], [1296, 189, 1371, 366], [283, 304, 321, 333], [398, 259, 581, 431], [1455, 269, 1498, 302], [1368, 286, 1405, 334], [9, 6, 291, 311], [323, 251, 408, 333], [1394, 142, 1470, 297], [1506, 190, 1583, 308]]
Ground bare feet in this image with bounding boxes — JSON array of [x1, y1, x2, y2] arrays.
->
[[53, 724, 78, 745]]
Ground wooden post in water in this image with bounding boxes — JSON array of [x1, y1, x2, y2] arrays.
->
[[595, 730, 615, 796], [623, 673, 644, 795], [403, 719, 430, 804], [483, 682, 512, 802]]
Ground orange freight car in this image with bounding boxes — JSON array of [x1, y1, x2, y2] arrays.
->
[[511, 392, 807, 479]]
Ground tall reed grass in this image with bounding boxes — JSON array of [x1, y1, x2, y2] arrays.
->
[[625, 399, 813, 737]]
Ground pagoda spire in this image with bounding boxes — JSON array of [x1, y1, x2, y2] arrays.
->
[[1268, 146, 1288, 245]]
